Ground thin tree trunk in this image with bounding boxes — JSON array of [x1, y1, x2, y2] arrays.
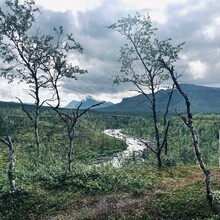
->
[[34, 123, 40, 157], [163, 85, 175, 155], [164, 142, 168, 156], [53, 101, 104, 171], [162, 121, 170, 156], [1, 136, 16, 193], [34, 106, 40, 157], [7, 136, 16, 193], [188, 120, 212, 205], [151, 85, 162, 167], [17, 97, 41, 156], [161, 61, 213, 206], [157, 151, 162, 168], [68, 137, 73, 172]]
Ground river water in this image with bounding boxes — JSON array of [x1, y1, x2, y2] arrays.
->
[[102, 129, 147, 168]]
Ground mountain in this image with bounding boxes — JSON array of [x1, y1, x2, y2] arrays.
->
[[65, 96, 113, 109], [1, 84, 219, 113], [97, 84, 220, 114]]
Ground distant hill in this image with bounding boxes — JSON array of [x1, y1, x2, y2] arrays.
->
[[0, 97, 113, 110], [0, 101, 22, 108], [65, 96, 113, 109], [97, 84, 220, 114], [0, 100, 50, 110]]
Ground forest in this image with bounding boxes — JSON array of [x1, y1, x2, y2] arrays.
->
[[0, 0, 220, 219]]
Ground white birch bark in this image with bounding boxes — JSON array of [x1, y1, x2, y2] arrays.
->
[[1, 136, 16, 193]]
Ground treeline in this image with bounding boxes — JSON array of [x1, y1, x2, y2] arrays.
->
[[123, 114, 220, 166]]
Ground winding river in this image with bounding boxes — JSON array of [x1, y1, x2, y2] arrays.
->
[[102, 129, 148, 168]]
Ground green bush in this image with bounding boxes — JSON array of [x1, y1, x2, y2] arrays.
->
[[41, 164, 155, 195]]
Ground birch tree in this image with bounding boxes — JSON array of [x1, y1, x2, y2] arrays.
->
[[54, 102, 104, 171], [0, 0, 86, 156], [160, 59, 213, 206], [108, 13, 184, 167]]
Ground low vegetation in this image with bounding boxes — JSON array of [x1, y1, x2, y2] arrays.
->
[[0, 106, 220, 219], [1, 164, 220, 219]]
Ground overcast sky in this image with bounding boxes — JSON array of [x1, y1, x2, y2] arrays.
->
[[0, 0, 220, 105]]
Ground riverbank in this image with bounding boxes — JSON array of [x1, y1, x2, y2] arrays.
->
[[103, 129, 147, 167]]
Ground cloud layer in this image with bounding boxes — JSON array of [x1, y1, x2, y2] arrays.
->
[[0, 0, 219, 104]]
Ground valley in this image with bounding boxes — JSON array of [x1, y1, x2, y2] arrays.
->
[[0, 104, 220, 219]]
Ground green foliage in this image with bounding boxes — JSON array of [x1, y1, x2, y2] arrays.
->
[[108, 13, 184, 86], [108, 12, 186, 168], [123, 114, 220, 166], [0, 104, 220, 219], [0, 191, 49, 220], [0, 108, 128, 192], [212, 191, 220, 206], [0, 163, 156, 219], [31, 163, 154, 195], [162, 154, 177, 167], [143, 183, 219, 219], [93, 167, 220, 220], [0, 0, 86, 85]]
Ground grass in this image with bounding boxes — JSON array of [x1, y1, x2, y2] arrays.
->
[[1, 164, 220, 219]]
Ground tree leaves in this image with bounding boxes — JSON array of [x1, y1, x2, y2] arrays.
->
[[109, 12, 184, 89], [0, 0, 87, 107]]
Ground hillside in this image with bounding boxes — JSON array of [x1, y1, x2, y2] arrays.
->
[[65, 96, 113, 109], [98, 84, 220, 114]]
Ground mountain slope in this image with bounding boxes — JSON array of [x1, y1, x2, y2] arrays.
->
[[98, 84, 220, 113], [65, 96, 113, 109]]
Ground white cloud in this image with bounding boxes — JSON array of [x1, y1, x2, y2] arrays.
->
[[35, 0, 188, 23], [203, 26, 215, 40], [0, 79, 30, 102], [202, 16, 220, 40], [120, 0, 187, 10], [188, 60, 207, 79], [35, 0, 102, 14]]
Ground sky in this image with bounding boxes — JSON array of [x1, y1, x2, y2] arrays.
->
[[0, 0, 220, 106]]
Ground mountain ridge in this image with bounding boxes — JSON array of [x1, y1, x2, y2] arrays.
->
[[0, 84, 219, 113], [97, 84, 220, 114]]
